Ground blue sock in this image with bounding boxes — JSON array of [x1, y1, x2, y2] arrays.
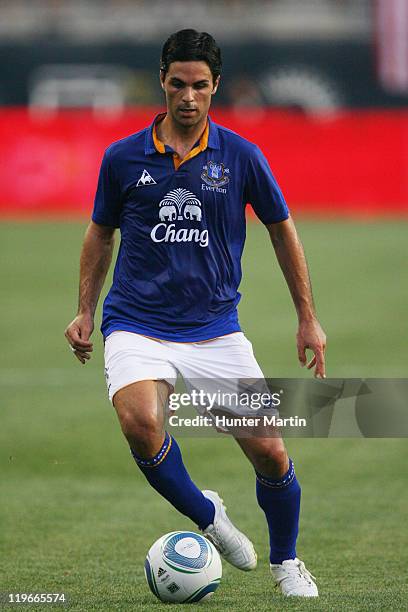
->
[[256, 458, 301, 564], [131, 432, 215, 530]]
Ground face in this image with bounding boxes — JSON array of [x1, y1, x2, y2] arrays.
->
[[160, 61, 219, 128]]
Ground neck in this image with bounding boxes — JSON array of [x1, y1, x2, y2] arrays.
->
[[158, 113, 208, 150]]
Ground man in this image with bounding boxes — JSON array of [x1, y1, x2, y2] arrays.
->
[[65, 29, 326, 598]]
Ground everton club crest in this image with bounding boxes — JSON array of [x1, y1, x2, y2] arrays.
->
[[201, 160, 230, 188]]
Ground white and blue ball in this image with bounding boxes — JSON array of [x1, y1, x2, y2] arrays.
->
[[144, 531, 222, 603]]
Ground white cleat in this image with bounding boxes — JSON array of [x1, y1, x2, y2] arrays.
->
[[201, 490, 257, 571], [270, 557, 318, 597]]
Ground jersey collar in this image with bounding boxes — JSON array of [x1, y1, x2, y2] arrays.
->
[[144, 112, 220, 157]]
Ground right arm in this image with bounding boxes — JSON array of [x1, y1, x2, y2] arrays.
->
[[64, 221, 116, 364]]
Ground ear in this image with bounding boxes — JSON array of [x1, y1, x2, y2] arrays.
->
[[159, 70, 166, 90], [211, 76, 220, 95]]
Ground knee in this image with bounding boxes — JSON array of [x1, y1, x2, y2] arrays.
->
[[252, 442, 288, 477], [118, 409, 162, 448]]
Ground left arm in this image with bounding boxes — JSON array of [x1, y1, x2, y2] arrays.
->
[[266, 216, 327, 378]]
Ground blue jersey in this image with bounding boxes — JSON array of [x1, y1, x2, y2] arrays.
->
[[92, 114, 289, 342]]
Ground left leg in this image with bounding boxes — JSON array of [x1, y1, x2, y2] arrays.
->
[[176, 333, 300, 563], [235, 435, 300, 565], [176, 333, 317, 595], [175, 333, 300, 563], [236, 432, 317, 597]]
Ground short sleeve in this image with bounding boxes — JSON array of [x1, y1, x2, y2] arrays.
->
[[244, 145, 289, 224], [92, 147, 121, 227]]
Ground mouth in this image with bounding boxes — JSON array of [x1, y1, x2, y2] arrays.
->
[[178, 108, 198, 117]]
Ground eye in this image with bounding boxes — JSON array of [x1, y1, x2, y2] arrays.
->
[[195, 82, 209, 90], [171, 80, 184, 89]]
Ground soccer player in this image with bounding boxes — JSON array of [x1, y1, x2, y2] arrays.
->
[[65, 29, 326, 598]]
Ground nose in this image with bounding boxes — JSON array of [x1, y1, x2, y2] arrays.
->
[[182, 87, 194, 103]]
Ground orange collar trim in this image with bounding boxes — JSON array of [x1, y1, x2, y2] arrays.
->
[[152, 113, 166, 153], [152, 115, 209, 170]]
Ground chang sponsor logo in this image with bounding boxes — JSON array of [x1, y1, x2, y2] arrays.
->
[[151, 223, 209, 247], [150, 188, 209, 247]]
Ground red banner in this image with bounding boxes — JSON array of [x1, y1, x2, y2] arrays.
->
[[0, 108, 407, 217]]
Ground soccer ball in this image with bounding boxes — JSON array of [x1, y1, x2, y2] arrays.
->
[[144, 531, 222, 603]]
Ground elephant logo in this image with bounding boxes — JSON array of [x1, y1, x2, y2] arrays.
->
[[159, 205, 177, 221], [184, 204, 202, 221], [158, 188, 202, 223]]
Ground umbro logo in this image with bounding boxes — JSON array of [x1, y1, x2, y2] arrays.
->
[[136, 169, 157, 187]]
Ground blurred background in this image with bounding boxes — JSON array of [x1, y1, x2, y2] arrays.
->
[[0, 0, 408, 216]]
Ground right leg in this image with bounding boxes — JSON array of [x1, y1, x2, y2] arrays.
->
[[105, 332, 256, 571], [114, 379, 168, 458], [113, 380, 215, 530], [114, 380, 256, 571]]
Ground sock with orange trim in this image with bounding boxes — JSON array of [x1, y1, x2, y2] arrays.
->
[[131, 432, 215, 530], [256, 458, 301, 564]]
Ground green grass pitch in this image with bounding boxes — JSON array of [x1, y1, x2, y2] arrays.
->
[[1, 219, 407, 611]]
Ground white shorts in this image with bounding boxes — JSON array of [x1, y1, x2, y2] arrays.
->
[[104, 331, 265, 405]]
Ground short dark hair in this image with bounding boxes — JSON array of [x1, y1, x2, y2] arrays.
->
[[160, 29, 222, 83]]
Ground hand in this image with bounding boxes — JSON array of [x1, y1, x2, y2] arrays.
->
[[296, 318, 327, 378], [64, 313, 94, 364]]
